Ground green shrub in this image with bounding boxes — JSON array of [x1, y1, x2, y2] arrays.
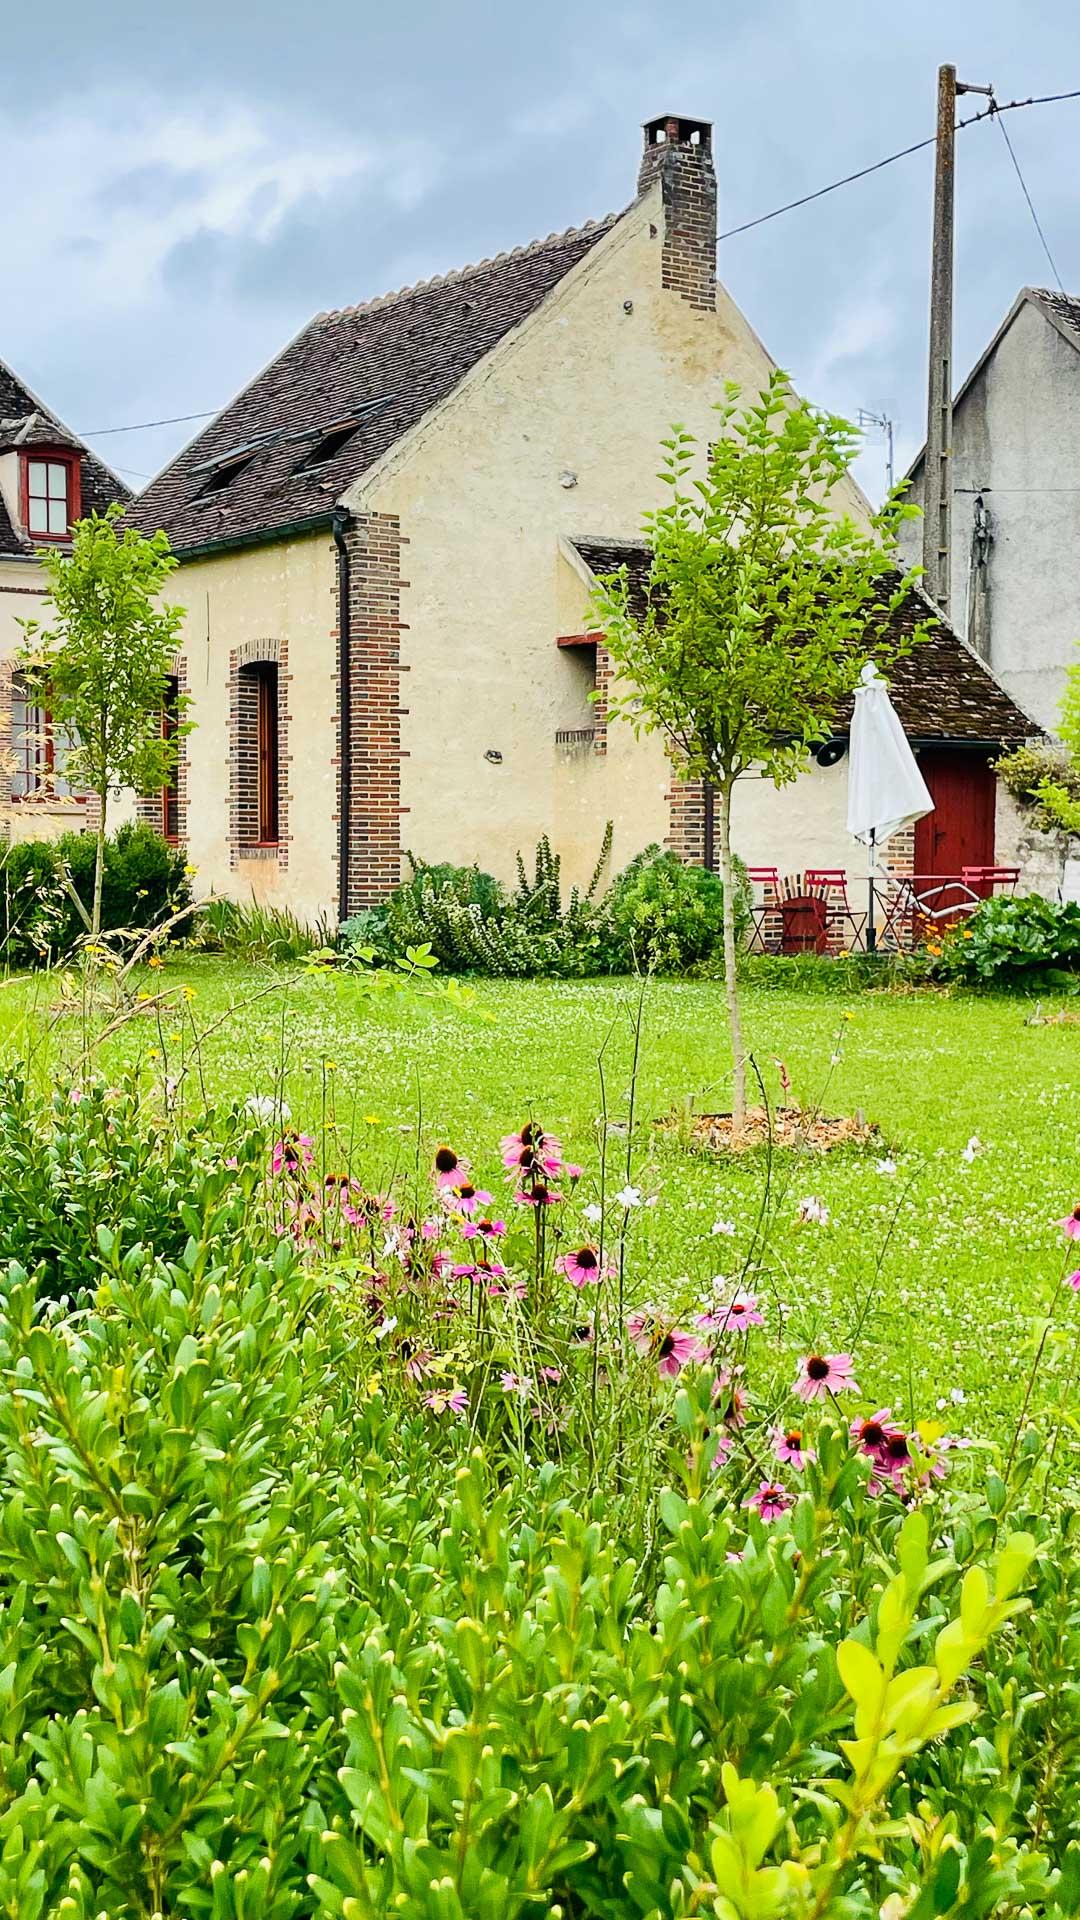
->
[[934, 893, 1080, 988], [606, 843, 751, 972], [0, 822, 189, 969]]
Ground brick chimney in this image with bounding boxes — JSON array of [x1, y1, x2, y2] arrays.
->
[[637, 115, 716, 311]]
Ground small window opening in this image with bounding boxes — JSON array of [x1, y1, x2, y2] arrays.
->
[[237, 661, 279, 847], [24, 457, 74, 538], [295, 423, 359, 472], [10, 670, 75, 797], [195, 453, 253, 498]]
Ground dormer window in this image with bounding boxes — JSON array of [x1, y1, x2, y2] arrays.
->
[[194, 453, 253, 498], [21, 452, 79, 540]]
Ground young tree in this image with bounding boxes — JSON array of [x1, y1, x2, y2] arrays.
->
[[19, 505, 187, 937], [592, 371, 923, 1128]]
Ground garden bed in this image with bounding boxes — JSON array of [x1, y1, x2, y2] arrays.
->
[[682, 1105, 881, 1153]]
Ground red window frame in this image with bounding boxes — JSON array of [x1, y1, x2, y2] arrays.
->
[[20, 450, 81, 542], [255, 663, 279, 846], [161, 675, 180, 842]]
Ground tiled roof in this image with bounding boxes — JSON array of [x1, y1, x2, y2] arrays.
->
[[1030, 287, 1080, 346], [0, 357, 127, 557], [570, 537, 1037, 746], [130, 218, 617, 557]]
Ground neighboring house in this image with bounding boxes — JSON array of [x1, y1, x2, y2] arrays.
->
[[899, 287, 1080, 733], [0, 359, 129, 841], [130, 113, 1036, 923]]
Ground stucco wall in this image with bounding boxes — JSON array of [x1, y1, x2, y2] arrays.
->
[[344, 186, 868, 893], [899, 298, 1080, 733], [164, 532, 337, 920]]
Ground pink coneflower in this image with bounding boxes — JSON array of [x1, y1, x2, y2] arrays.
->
[[626, 1309, 658, 1354], [850, 1409, 898, 1460], [794, 1353, 859, 1401], [570, 1321, 595, 1345], [554, 1245, 608, 1288], [487, 1275, 526, 1300], [500, 1371, 531, 1397], [431, 1249, 455, 1280], [771, 1425, 815, 1469], [539, 1365, 562, 1382], [420, 1217, 443, 1240], [698, 1289, 764, 1332], [656, 1328, 710, 1379], [433, 1145, 470, 1190], [271, 1133, 315, 1175], [1069, 1270, 1080, 1291], [710, 1430, 735, 1470], [451, 1257, 508, 1284], [403, 1347, 438, 1382], [744, 1480, 793, 1522], [460, 1216, 507, 1241], [443, 1182, 493, 1218], [513, 1183, 562, 1207], [500, 1122, 564, 1179], [564, 1163, 583, 1182], [424, 1385, 468, 1416], [1058, 1206, 1080, 1241]]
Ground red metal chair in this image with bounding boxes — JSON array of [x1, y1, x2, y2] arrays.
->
[[961, 865, 1020, 899], [746, 867, 780, 953]]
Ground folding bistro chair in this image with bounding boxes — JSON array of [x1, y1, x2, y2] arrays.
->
[[746, 866, 780, 953], [961, 865, 1020, 900]]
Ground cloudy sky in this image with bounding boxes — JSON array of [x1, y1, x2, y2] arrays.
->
[[3, 0, 1078, 501]]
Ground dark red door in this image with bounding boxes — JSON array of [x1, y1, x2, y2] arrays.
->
[[914, 751, 995, 877]]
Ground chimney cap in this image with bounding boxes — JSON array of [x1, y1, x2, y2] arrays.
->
[[642, 114, 712, 150]]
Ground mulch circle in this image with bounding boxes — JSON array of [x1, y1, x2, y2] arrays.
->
[[681, 1106, 881, 1153]]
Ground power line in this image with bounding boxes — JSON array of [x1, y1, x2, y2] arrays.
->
[[72, 86, 1080, 440], [989, 93, 1066, 292], [77, 407, 220, 437], [718, 87, 1080, 242]]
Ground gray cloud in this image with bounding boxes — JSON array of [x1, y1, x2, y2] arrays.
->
[[1, 0, 1077, 502]]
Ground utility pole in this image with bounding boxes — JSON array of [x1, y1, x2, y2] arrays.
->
[[922, 62, 992, 615], [857, 408, 895, 496]]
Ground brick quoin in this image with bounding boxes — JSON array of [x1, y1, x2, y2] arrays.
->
[[637, 115, 717, 313], [337, 512, 407, 911], [666, 770, 708, 864], [135, 654, 189, 846]]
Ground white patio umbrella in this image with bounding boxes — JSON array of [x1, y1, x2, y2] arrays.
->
[[846, 663, 934, 949]]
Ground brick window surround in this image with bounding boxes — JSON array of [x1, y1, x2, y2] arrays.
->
[[136, 657, 189, 845], [229, 638, 290, 867], [335, 513, 408, 911]]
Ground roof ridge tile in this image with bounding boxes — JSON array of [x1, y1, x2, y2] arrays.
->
[[315, 213, 617, 324]]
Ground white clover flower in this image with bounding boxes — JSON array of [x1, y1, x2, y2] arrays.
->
[[960, 1135, 983, 1163], [875, 1157, 897, 1176], [711, 1219, 736, 1237]]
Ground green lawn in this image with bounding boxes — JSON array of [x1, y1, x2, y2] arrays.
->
[[2, 958, 1077, 1448]]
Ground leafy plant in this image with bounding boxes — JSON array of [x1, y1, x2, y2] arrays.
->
[[193, 894, 332, 963], [17, 504, 189, 934], [996, 740, 1080, 835], [934, 894, 1080, 988], [0, 823, 190, 970], [592, 371, 925, 1126], [607, 842, 751, 972]]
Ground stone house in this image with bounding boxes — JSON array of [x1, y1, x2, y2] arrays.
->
[[123, 113, 1037, 923], [0, 360, 128, 842], [899, 287, 1080, 734]]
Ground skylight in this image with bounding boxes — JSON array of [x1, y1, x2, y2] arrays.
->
[[294, 423, 359, 472], [193, 452, 254, 499]]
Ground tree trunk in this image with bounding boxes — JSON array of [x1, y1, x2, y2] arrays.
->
[[92, 790, 108, 939], [716, 779, 746, 1130]]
